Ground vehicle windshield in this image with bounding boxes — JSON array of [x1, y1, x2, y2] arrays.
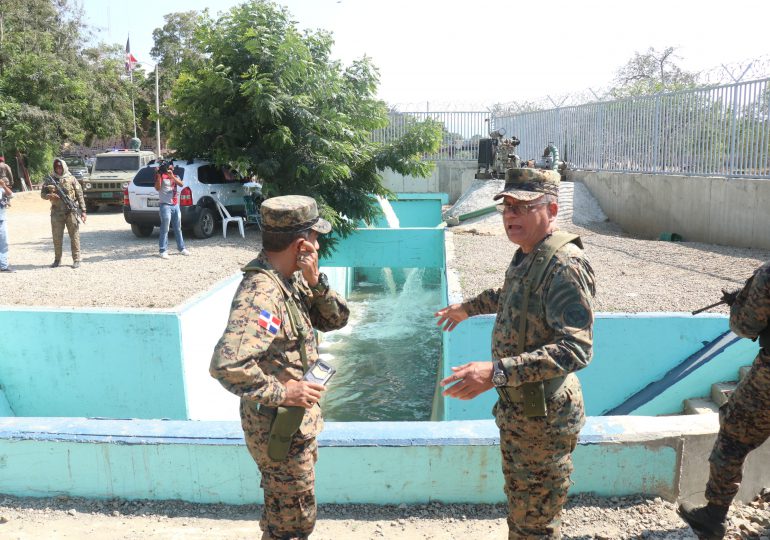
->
[[132, 166, 186, 187], [63, 157, 86, 168], [94, 155, 141, 171]]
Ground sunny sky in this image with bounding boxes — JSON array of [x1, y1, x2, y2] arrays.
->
[[79, 0, 770, 109]]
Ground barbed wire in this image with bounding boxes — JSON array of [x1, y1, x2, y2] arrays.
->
[[388, 55, 770, 113]]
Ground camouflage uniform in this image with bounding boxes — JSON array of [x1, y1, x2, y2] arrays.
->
[[462, 169, 596, 540], [41, 159, 86, 264], [0, 160, 14, 189], [705, 260, 770, 507], [210, 196, 348, 540]]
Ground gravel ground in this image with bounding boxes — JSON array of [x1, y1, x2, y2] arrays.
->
[[2, 188, 770, 538], [0, 491, 768, 539], [449, 183, 770, 314], [0, 192, 260, 309]]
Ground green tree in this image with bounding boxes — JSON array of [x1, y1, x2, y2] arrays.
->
[[167, 0, 441, 247], [0, 0, 133, 180], [610, 46, 699, 98]]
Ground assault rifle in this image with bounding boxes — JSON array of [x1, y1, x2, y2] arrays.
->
[[691, 291, 740, 315], [44, 175, 82, 223], [691, 275, 754, 315]]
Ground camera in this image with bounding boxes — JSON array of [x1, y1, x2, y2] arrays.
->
[[157, 160, 174, 174]]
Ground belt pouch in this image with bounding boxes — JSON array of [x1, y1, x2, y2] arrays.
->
[[521, 381, 547, 417], [267, 406, 305, 462]]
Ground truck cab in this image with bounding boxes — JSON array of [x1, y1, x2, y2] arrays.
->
[[83, 150, 156, 212]]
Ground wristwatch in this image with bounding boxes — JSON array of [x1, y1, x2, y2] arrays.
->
[[492, 361, 508, 387], [310, 272, 329, 295]]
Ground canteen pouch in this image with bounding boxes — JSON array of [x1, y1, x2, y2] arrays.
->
[[267, 406, 305, 462], [521, 381, 547, 418]]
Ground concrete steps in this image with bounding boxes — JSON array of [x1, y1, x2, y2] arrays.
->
[[681, 365, 752, 415], [683, 397, 720, 415]]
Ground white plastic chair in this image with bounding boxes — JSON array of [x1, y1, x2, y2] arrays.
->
[[213, 197, 245, 238]]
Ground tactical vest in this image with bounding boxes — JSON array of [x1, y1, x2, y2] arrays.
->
[[497, 231, 583, 417], [243, 264, 311, 461]]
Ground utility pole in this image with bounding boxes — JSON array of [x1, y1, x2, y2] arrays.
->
[[155, 64, 161, 156]]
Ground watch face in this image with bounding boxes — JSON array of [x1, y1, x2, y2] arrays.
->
[[492, 372, 507, 386]]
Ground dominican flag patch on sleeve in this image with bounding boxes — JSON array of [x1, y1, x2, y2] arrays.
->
[[257, 309, 282, 335]]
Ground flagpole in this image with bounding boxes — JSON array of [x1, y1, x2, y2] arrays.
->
[[130, 68, 137, 139], [126, 34, 137, 139]]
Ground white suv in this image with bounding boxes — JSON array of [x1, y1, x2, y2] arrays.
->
[[123, 159, 256, 239]]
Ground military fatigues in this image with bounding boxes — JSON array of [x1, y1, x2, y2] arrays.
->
[[462, 236, 595, 539], [0, 162, 14, 189], [705, 261, 770, 507], [210, 195, 347, 540], [41, 160, 85, 264]]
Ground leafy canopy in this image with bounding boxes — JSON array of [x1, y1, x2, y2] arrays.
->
[[166, 0, 441, 246], [0, 0, 134, 179]]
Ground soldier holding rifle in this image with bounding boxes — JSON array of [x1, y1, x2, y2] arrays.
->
[[41, 158, 86, 268]]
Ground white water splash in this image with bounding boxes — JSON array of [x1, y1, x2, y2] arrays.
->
[[376, 196, 400, 229]]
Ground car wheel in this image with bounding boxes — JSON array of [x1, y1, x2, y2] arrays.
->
[[86, 201, 99, 213], [193, 207, 215, 239], [131, 224, 154, 238]]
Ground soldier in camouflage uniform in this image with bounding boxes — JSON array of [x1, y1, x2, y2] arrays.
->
[[436, 168, 595, 540], [210, 195, 349, 540], [41, 158, 87, 268], [0, 156, 15, 191], [678, 261, 770, 540]]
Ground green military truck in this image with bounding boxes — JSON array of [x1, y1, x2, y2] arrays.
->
[[83, 150, 156, 212]]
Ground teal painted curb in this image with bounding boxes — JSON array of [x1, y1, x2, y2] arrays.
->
[[0, 415, 701, 504]]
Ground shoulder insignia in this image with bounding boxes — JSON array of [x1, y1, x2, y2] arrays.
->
[[257, 309, 282, 335]]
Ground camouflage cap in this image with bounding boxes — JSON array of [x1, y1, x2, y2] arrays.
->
[[260, 195, 332, 234], [493, 168, 560, 202]]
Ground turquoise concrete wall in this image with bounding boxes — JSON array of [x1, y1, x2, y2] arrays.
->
[[0, 388, 13, 416], [0, 416, 687, 503], [439, 313, 749, 419], [0, 308, 188, 419], [631, 336, 759, 415], [321, 228, 445, 268], [372, 200, 443, 228]]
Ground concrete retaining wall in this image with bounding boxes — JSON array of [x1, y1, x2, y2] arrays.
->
[[381, 162, 477, 204], [0, 414, 765, 504], [568, 170, 770, 250]]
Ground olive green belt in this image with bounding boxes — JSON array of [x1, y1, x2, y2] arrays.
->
[[496, 376, 567, 404]]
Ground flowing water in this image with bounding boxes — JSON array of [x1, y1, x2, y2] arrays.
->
[[318, 267, 442, 421]]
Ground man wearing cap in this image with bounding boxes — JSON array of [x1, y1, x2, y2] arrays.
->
[[435, 168, 595, 539], [210, 195, 349, 540]]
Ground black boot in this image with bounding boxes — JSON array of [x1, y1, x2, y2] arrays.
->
[[677, 501, 728, 539], [50, 259, 61, 268]]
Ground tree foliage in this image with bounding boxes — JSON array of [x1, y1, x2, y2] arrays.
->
[[166, 0, 441, 246], [0, 0, 134, 180], [611, 46, 699, 98]]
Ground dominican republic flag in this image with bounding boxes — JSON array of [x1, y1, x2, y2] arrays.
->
[[125, 36, 138, 73], [257, 309, 281, 335]]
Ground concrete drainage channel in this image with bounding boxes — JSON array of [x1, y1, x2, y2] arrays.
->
[[0, 194, 768, 505]]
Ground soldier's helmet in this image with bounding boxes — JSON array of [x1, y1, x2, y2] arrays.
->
[[260, 195, 332, 234], [493, 168, 560, 202]]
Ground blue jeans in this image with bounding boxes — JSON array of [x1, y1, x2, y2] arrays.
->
[[159, 203, 186, 253], [0, 218, 8, 269]]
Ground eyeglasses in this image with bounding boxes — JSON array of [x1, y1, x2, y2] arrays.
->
[[496, 201, 549, 216]]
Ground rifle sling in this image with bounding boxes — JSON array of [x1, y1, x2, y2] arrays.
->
[[497, 232, 582, 417], [244, 265, 310, 462]]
